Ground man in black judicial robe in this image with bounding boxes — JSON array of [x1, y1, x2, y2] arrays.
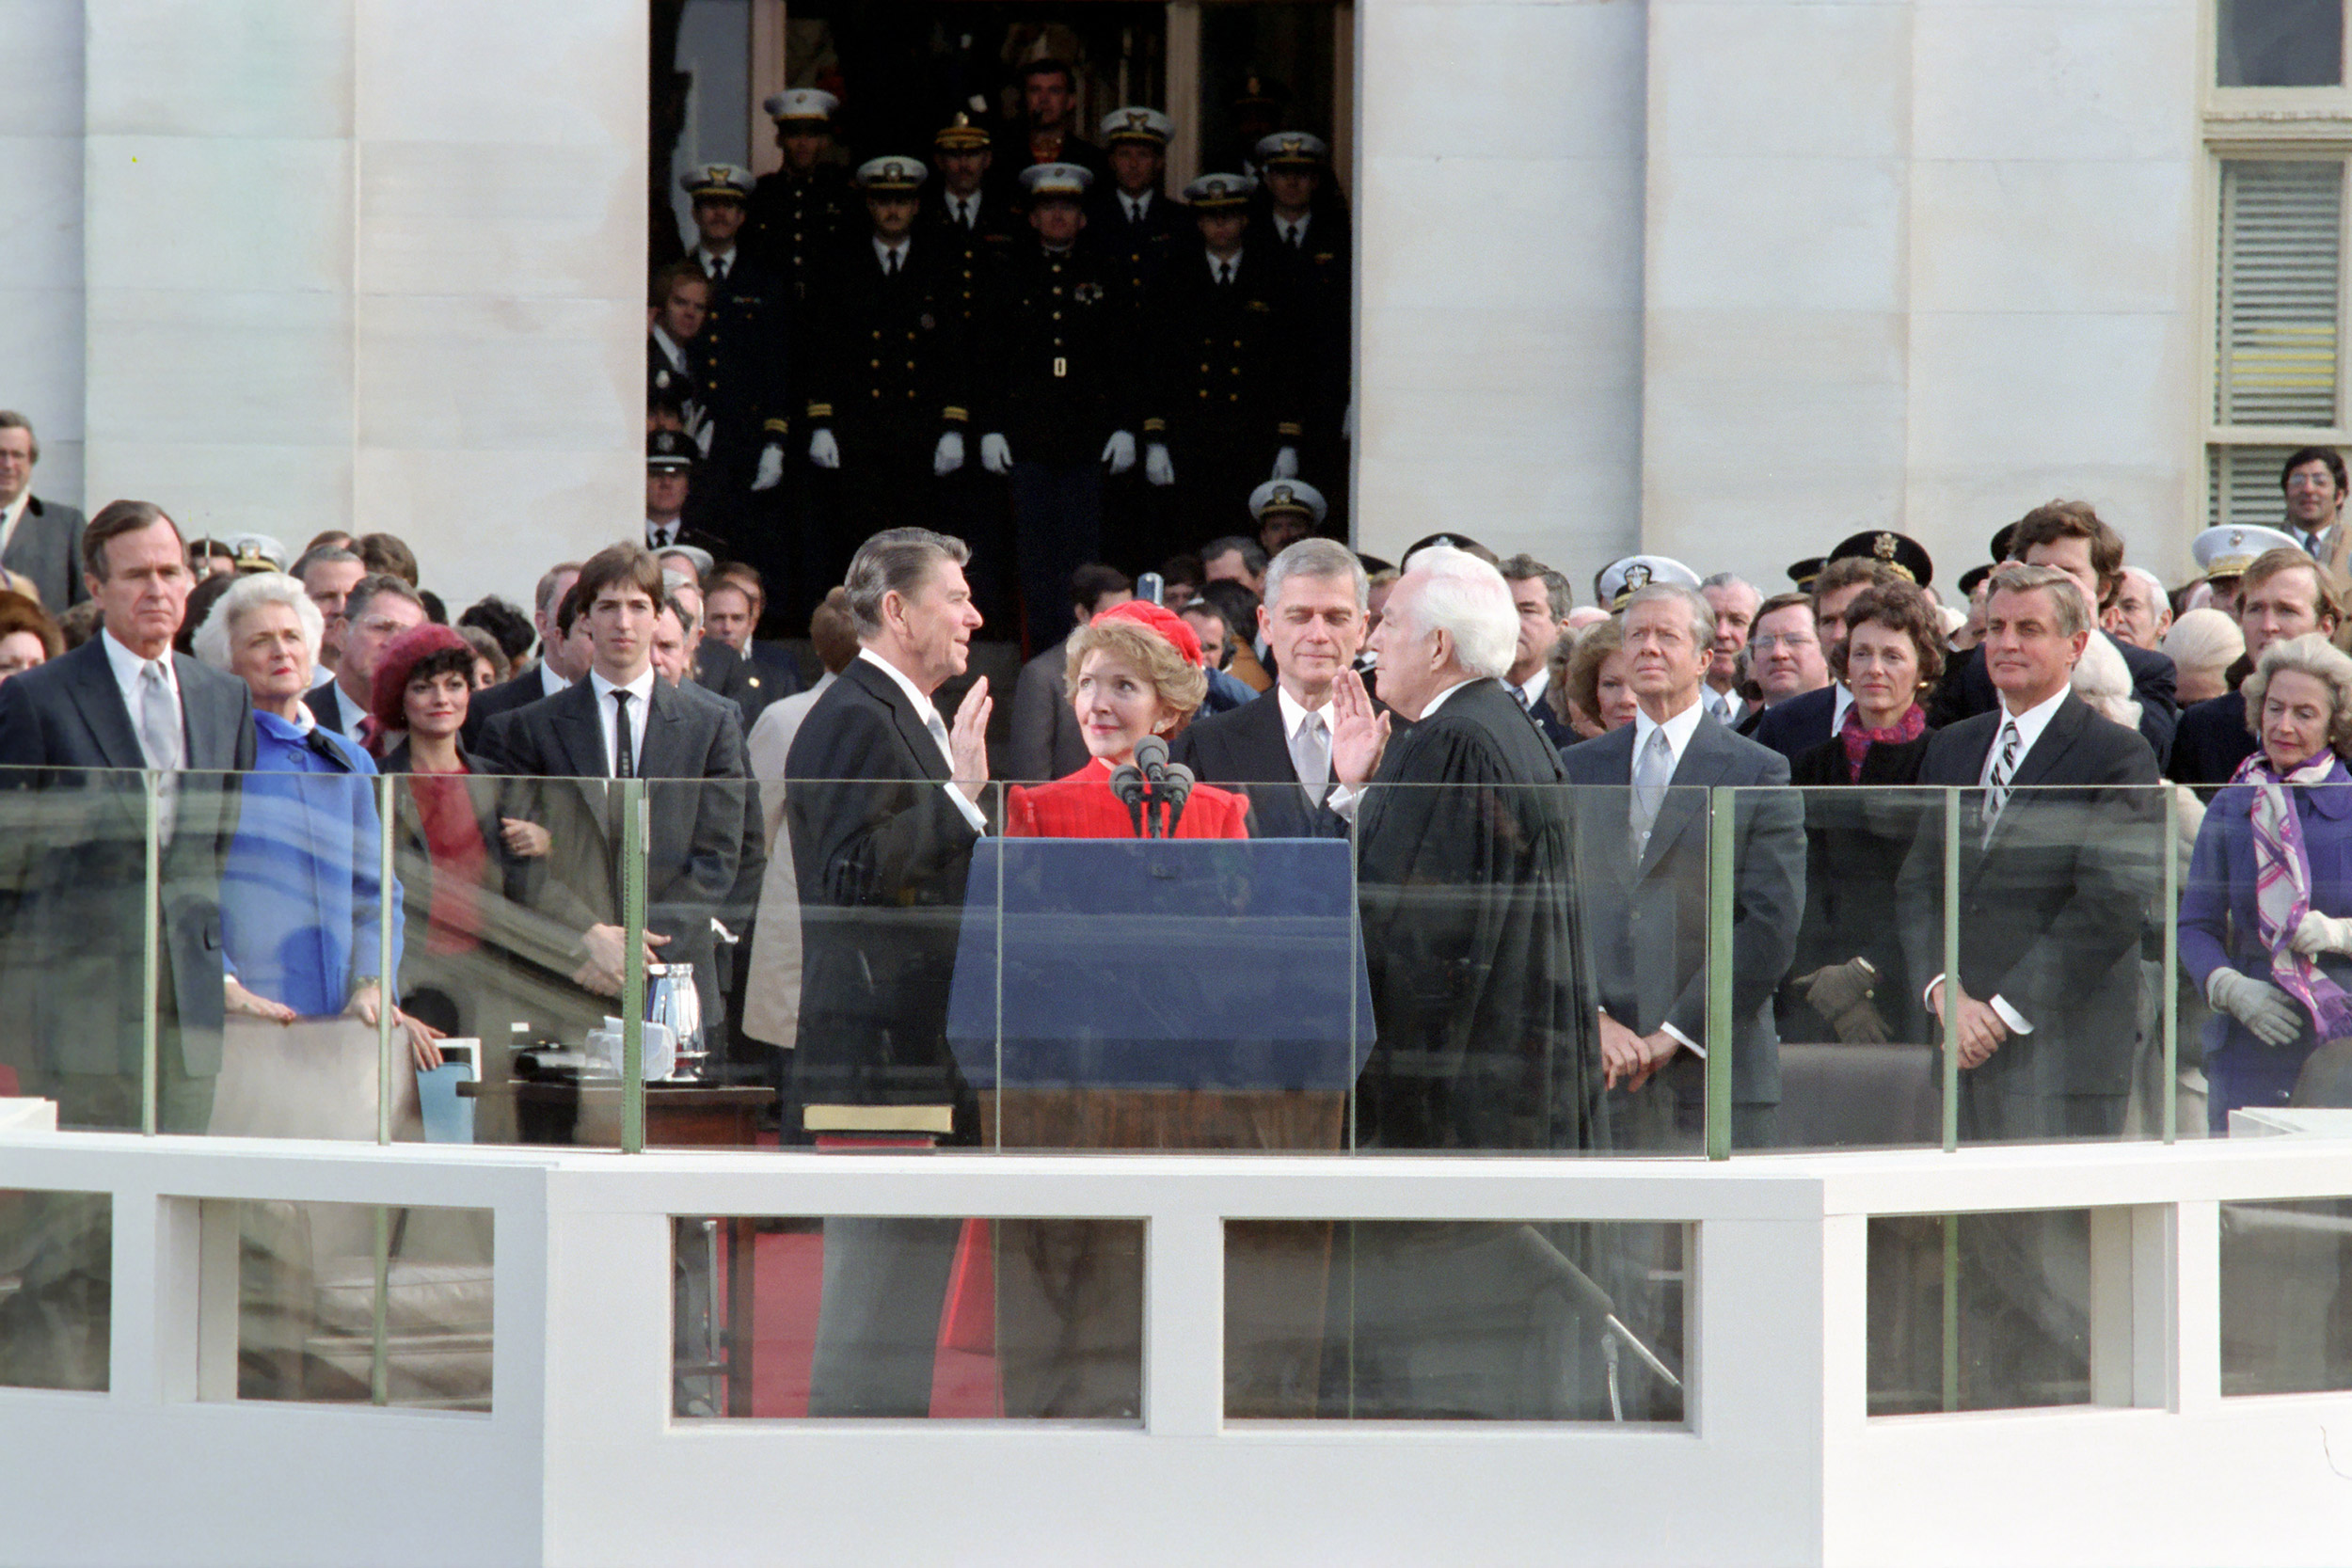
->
[[1319, 547, 1616, 1419]]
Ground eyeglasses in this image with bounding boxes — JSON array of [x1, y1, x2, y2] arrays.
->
[[1748, 634, 1818, 653]]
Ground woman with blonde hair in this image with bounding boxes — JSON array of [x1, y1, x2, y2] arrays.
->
[[2181, 632, 2352, 1127]]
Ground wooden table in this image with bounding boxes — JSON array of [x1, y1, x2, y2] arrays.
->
[[462, 1080, 771, 1414]]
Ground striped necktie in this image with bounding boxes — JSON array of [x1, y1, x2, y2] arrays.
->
[[1980, 719, 2020, 841]]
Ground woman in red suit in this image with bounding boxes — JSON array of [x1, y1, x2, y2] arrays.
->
[[1007, 599, 1249, 838]]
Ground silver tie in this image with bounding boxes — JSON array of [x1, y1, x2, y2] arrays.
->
[[1630, 725, 1673, 844], [1293, 711, 1330, 809], [925, 709, 956, 777], [1980, 719, 2021, 842], [137, 659, 183, 840]]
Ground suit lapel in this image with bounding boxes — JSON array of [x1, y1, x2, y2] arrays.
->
[[2003, 693, 2087, 794], [63, 638, 147, 770], [850, 658, 948, 782], [638, 679, 687, 780], [551, 680, 612, 781], [1244, 689, 1299, 783], [172, 657, 236, 772]]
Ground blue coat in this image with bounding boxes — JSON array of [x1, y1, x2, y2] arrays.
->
[[220, 710, 401, 1017], [2178, 761, 2352, 1067]]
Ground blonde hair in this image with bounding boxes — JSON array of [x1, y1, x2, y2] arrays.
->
[[1063, 618, 1208, 725]]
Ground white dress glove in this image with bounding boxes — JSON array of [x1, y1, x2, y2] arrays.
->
[[1145, 442, 1175, 487], [1342, 402, 1356, 442], [2291, 910, 2352, 957], [807, 429, 840, 469], [752, 442, 785, 491], [933, 431, 966, 477], [1101, 431, 1136, 476], [1270, 445, 1299, 480], [2208, 968, 2306, 1047], [979, 433, 1014, 474]]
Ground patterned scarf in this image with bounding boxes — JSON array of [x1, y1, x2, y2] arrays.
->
[[2232, 748, 2352, 1039], [1837, 701, 1926, 783]]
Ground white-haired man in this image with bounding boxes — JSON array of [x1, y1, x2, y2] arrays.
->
[[1321, 545, 1612, 1416], [1558, 579, 1804, 1153]]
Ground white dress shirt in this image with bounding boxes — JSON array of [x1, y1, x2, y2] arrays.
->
[[1511, 667, 1553, 715], [1205, 247, 1244, 285], [946, 193, 981, 229], [1626, 694, 1709, 1055], [872, 237, 910, 273], [651, 325, 691, 376], [588, 666, 657, 778], [102, 628, 182, 761], [1275, 684, 1337, 782], [1121, 191, 1153, 223], [539, 660, 571, 699], [857, 648, 987, 832], [1827, 682, 1855, 738], [1921, 683, 2073, 1035], [0, 491, 30, 559], [1275, 214, 1311, 247], [694, 243, 736, 280]]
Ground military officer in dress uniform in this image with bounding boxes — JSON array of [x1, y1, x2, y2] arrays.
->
[[647, 260, 713, 453], [746, 88, 853, 309], [1251, 477, 1326, 559], [646, 429, 732, 559], [1138, 173, 1303, 568], [680, 163, 789, 549], [1256, 131, 1352, 536], [1089, 107, 1185, 309], [802, 156, 971, 594], [977, 164, 1141, 648], [996, 58, 1108, 193]]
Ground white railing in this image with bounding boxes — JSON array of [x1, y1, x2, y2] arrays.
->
[[3, 1129, 2352, 1567]]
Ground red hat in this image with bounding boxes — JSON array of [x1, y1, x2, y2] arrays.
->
[[1091, 598, 1204, 668], [370, 622, 473, 730]]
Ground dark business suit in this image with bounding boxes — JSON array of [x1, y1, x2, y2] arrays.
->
[[1561, 707, 1804, 1150], [476, 674, 751, 1036], [1895, 692, 2162, 1139], [0, 634, 254, 1389], [1929, 636, 2177, 770], [0, 495, 86, 610], [460, 664, 564, 752], [305, 673, 370, 739], [1783, 730, 1936, 1044], [1007, 639, 1089, 785], [2166, 690, 2254, 788], [692, 639, 775, 729], [1752, 684, 1840, 767], [1172, 687, 1349, 840], [784, 655, 986, 1417]]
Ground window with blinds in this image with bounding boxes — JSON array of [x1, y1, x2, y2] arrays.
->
[[2208, 442, 2303, 528], [2215, 159, 2342, 426]]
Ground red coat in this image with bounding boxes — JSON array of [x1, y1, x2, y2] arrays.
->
[[1006, 756, 1249, 840]]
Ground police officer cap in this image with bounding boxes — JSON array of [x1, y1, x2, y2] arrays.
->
[[1255, 132, 1329, 168], [934, 112, 991, 152], [1599, 554, 1701, 610], [763, 88, 837, 122], [1183, 173, 1257, 211], [1956, 563, 1994, 598], [2192, 523, 2306, 578], [1250, 479, 1327, 526], [1787, 556, 1826, 590], [1020, 163, 1093, 199], [679, 162, 754, 201], [647, 430, 697, 471], [230, 533, 286, 573], [855, 155, 929, 194], [1101, 106, 1173, 147], [1828, 529, 1934, 588]]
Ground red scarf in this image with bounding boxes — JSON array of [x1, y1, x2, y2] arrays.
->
[[1837, 701, 1925, 781]]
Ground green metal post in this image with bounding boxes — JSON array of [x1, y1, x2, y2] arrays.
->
[[376, 775, 396, 1147], [2162, 784, 2179, 1145], [621, 778, 647, 1154], [1941, 788, 1962, 1154], [141, 773, 162, 1135], [1705, 787, 1735, 1161]]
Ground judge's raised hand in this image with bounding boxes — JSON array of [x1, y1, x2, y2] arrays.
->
[[1327, 668, 1391, 788], [949, 676, 993, 802]]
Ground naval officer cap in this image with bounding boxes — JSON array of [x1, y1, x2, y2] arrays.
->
[[1828, 529, 1934, 589], [1249, 479, 1327, 527], [679, 162, 754, 202], [763, 88, 837, 123], [854, 155, 929, 194], [1599, 553, 1702, 610], [1255, 132, 1329, 169], [659, 544, 716, 582], [230, 533, 287, 574], [2192, 523, 2305, 579], [647, 429, 698, 472], [1101, 106, 1173, 147], [1019, 162, 1093, 200], [933, 112, 991, 152], [1183, 173, 1257, 211]]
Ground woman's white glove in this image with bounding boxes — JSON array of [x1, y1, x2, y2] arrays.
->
[[979, 433, 1014, 474], [933, 431, 966, 477], [807, 429, 840, 469], [1145, 442, 1175, 487], [2290, 910, 2352, 957], [1101, 431, 1136, 475], [2208, 968, 2306, 1047]]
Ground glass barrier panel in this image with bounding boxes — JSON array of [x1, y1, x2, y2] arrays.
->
[[672, 1212, 1144, 1420], [221, 1198, 493, 1410], [0, 1186, 111, 1391], [1867, 1208, 2118, 1415], [2220, 1196, 2352, 1396], [1224, 1218, 1687, 1421], [1772, 785, 1945, 1151]]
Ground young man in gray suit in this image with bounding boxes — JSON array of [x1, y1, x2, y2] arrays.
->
[[1559, 579, 1805, 1152], [0, 412, 86, 611]]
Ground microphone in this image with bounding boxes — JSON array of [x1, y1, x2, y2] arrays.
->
[[1108, 761, 1147, 838], [1133, 734, 1170, 782], [1160, 761, 1195, 835]]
